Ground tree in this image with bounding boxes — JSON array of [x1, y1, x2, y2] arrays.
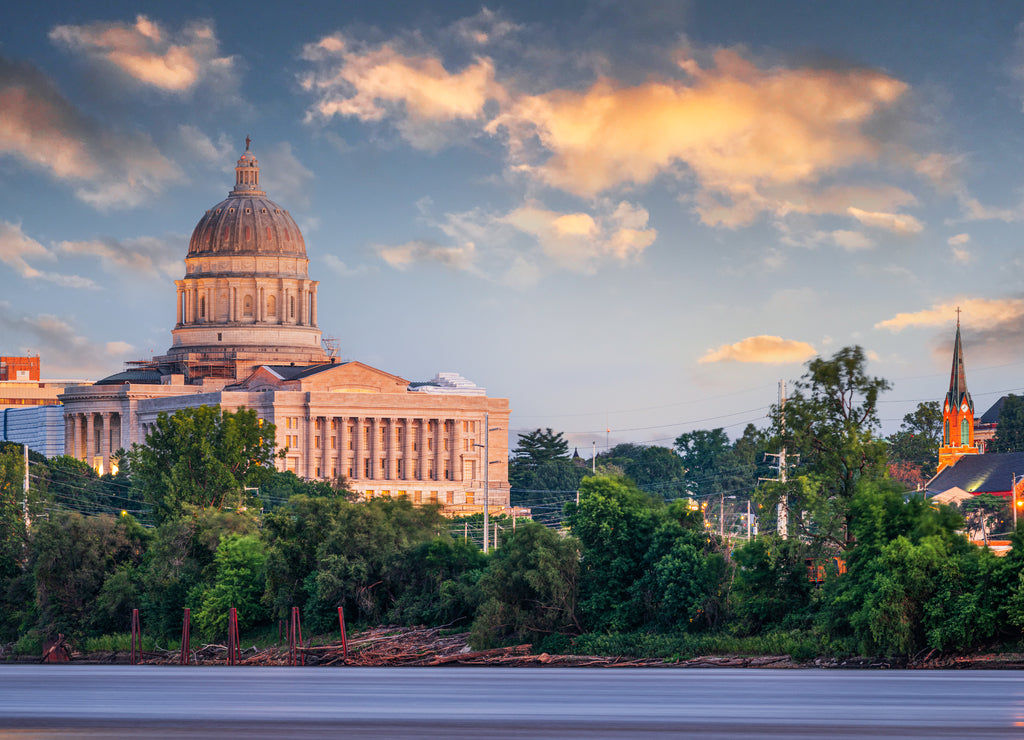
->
[[887, 401, 942, 481], [992, 394, 1024, 453], [470, 522, 581, 649], [565, 475, 726, 632], [600, 443, 686, 499], [195, 534, 269, 639], [513, 428, 570, 464], [768, 346, 891, 548], [128, 405, 280, 523], [508, 428, 588, 510]]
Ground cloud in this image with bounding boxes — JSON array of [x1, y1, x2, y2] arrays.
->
[[846, 207, 923, 234], [488, 49, 909, 218], [452, 8, 521, 46], [0, 302, 134, 377], [301, 35, 505, 148], [0, 54, 184, 208], [830, 229, 874, 250], [323, 254, 376, 277], [49, 15, 238, 94], [258, 143, 314, 210], [501, 200, 657, 269], [876, 298, 1024, 332], [0, 221, 98, 288], [947, 232, 972, 263], [56, 234, 182, 278], [375, 239, 477, 271], [699, 335, 818, 365]]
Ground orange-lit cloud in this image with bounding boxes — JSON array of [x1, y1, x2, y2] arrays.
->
[[488, 49, 909, 221], [847, 206, 923, 234], [0, 54, 183, 208], [501, 200, 656, 269], [0, 221, 98, 288], [302, 35, 505, 147], [699, 335, 817, 364], [876, 298, 1024, 332], [49, 15, 237, 93]]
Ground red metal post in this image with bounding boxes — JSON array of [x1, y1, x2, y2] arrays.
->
[[338, 606, 348, 661], [130, 608, 140, 665], [180, 608, 191, 666], [227, 607, 240, 666]]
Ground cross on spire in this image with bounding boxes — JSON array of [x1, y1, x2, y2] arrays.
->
[[956, 305, 961, 326]]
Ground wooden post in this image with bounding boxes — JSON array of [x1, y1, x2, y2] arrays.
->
[[227, 607, 240, 665], [338, 606, 348, 661], [180, 608, 191, 666], [130, 608, 141, 665]]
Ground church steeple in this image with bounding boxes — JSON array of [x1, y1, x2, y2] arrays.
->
[[945, 315, 974, 416], [938, 311, 979, 472]]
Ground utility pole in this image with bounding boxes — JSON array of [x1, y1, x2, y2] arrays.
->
[[592, 441, 596, 474], [761, 380, 792, 539], [747, 498, 752, 540], [483, 413, 490, 554], [777, 380, 788, 538], [22, 442, 29, 528]]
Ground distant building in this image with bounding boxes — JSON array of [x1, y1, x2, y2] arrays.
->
[[937, 318, 979, 473], [59, 141, 510, 511], [928, 319, 1024, 508], [1, 406, 65, 457], [0, 356, 39, 381]]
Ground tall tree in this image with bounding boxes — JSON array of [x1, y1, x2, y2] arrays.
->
[[769, 346, 891, 548], [992, 394, 1024, 453], [128, 405, 280, 523], [508, 428, 587, 509], [600, 443, 686, 499], [513, 428, 570, 464]]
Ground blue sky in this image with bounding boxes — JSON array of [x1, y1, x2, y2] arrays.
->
[[2, 1, 1024, 451]]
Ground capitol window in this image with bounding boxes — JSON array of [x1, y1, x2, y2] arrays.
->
[[243, 295, 253, 316], [267, 295, 277, 316]]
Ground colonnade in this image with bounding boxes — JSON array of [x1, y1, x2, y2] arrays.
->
[[64, 411, 122, 475], [176, 280, 318, 327], [294, 414, 478, 486]]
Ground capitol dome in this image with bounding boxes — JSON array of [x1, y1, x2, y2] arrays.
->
[[162, 138, 328, 378], [187, 142, 306, 259]]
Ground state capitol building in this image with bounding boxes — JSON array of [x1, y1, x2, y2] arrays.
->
[[58, 142, 511, 513]]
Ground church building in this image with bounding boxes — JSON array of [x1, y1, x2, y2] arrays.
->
[[59, 142, 510, 512], [928, 318, 1024, 505]]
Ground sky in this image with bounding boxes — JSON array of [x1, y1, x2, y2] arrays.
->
[[2, 1, 1024, 452]]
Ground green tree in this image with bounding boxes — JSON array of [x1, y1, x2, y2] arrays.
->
[[195, 534, 269, 639], [566, 475, 726, 632], [769, 346, 891, 548], [470, 521, 581, 648], [139, 509, 259, 640], [730, 536, 814, 635], [992, 394, 1024, 453], [513, 428, 570, 464], [600, 443, 686, 499], [128, 405, 279, 523], [887, 401, 942, 481], [27, 511, 149, 641], [508, 428, 588, 510]]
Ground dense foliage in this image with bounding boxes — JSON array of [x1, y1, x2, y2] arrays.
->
[[1, 355, 1023, 661]]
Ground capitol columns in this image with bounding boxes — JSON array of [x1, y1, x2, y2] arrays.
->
[[403, 418, 414, 480]]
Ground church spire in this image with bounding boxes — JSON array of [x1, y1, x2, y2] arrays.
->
[[945, 311, 973, 415], [938, 311, 979, 472]]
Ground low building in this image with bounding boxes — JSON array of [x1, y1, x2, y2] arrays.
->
[[1, 405, 66, 457]]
